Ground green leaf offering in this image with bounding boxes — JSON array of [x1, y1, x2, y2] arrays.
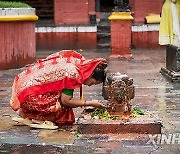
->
[[133, 107, 145, 115], [90, 108, 118, 120]]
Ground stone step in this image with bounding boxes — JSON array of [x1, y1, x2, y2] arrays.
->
[[98, 20, 110, 25], [97, 40, 110, 45], [97, 32, 110, 38], [35, 19, 54, 27], [97, 38, 110, 44], [97, 43, 110, 49], [100, 12, 111, 20], [97, 13, 111, 49], [97, 33, 110, 44], [97, 25, 110, 33]]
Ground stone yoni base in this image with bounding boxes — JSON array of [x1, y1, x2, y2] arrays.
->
[[77, 114, 162, 134]]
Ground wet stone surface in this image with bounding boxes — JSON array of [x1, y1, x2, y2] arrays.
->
[[0, 49, 180, 153], [0, 144, 64, 154]]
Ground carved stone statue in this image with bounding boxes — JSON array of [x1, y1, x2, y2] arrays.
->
[[102, 72, 135, 115]]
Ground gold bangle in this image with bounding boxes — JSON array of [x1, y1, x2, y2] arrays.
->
[[83, 100, 86, 107], [81, 100, 86, 109]]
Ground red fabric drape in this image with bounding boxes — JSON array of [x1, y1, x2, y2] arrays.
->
[[10, 50, 107, 125]]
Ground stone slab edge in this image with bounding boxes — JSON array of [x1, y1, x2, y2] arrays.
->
[[0, 8, 35, 15], [77, 115, 162, 134]]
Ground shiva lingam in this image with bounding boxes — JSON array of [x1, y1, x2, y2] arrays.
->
[[102, 72, 135, 116], [78, 73, 162, 134]]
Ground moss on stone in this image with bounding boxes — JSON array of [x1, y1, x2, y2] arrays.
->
[[0, 1, 31, 8]]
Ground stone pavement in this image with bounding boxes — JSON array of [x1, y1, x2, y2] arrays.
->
[[0, 48, 180, 153]]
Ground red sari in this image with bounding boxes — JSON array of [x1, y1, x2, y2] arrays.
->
[[10, 50, 107, 125]]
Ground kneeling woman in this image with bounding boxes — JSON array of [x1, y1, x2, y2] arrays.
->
[[10, 50, 107, 127]]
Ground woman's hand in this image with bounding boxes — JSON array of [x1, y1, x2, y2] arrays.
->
[[61, 92, 107, 108], [49, 101, 61, 112], [86, 100, 107, 109]]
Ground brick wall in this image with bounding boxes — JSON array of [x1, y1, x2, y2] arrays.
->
[[111, 21, 132, 55], [54, 0, 91, 25], [0, 22, 36, 69], [131, 25, 161, 48], [130, 0, 162, 24], [17, 0, 54, 19], [88, 0, 96, 14], [35, 26, 97, 50]]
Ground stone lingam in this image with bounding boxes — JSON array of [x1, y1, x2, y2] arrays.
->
[[102, 72, 135, 116], [77, 72, 162, 134]]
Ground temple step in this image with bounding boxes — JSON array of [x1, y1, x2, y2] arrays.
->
[[97, 13, 111, 50]]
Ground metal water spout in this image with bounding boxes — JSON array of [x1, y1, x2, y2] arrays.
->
[[102, 72, 135, 115]]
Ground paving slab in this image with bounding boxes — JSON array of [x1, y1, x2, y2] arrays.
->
[[77, 112, 162, 134], [0, 49, 180, 153]]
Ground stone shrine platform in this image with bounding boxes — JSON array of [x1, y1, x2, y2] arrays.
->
[[77, 111, 162, 134]]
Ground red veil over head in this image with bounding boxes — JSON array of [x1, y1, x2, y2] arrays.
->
[[10, 50, 107, 111]]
